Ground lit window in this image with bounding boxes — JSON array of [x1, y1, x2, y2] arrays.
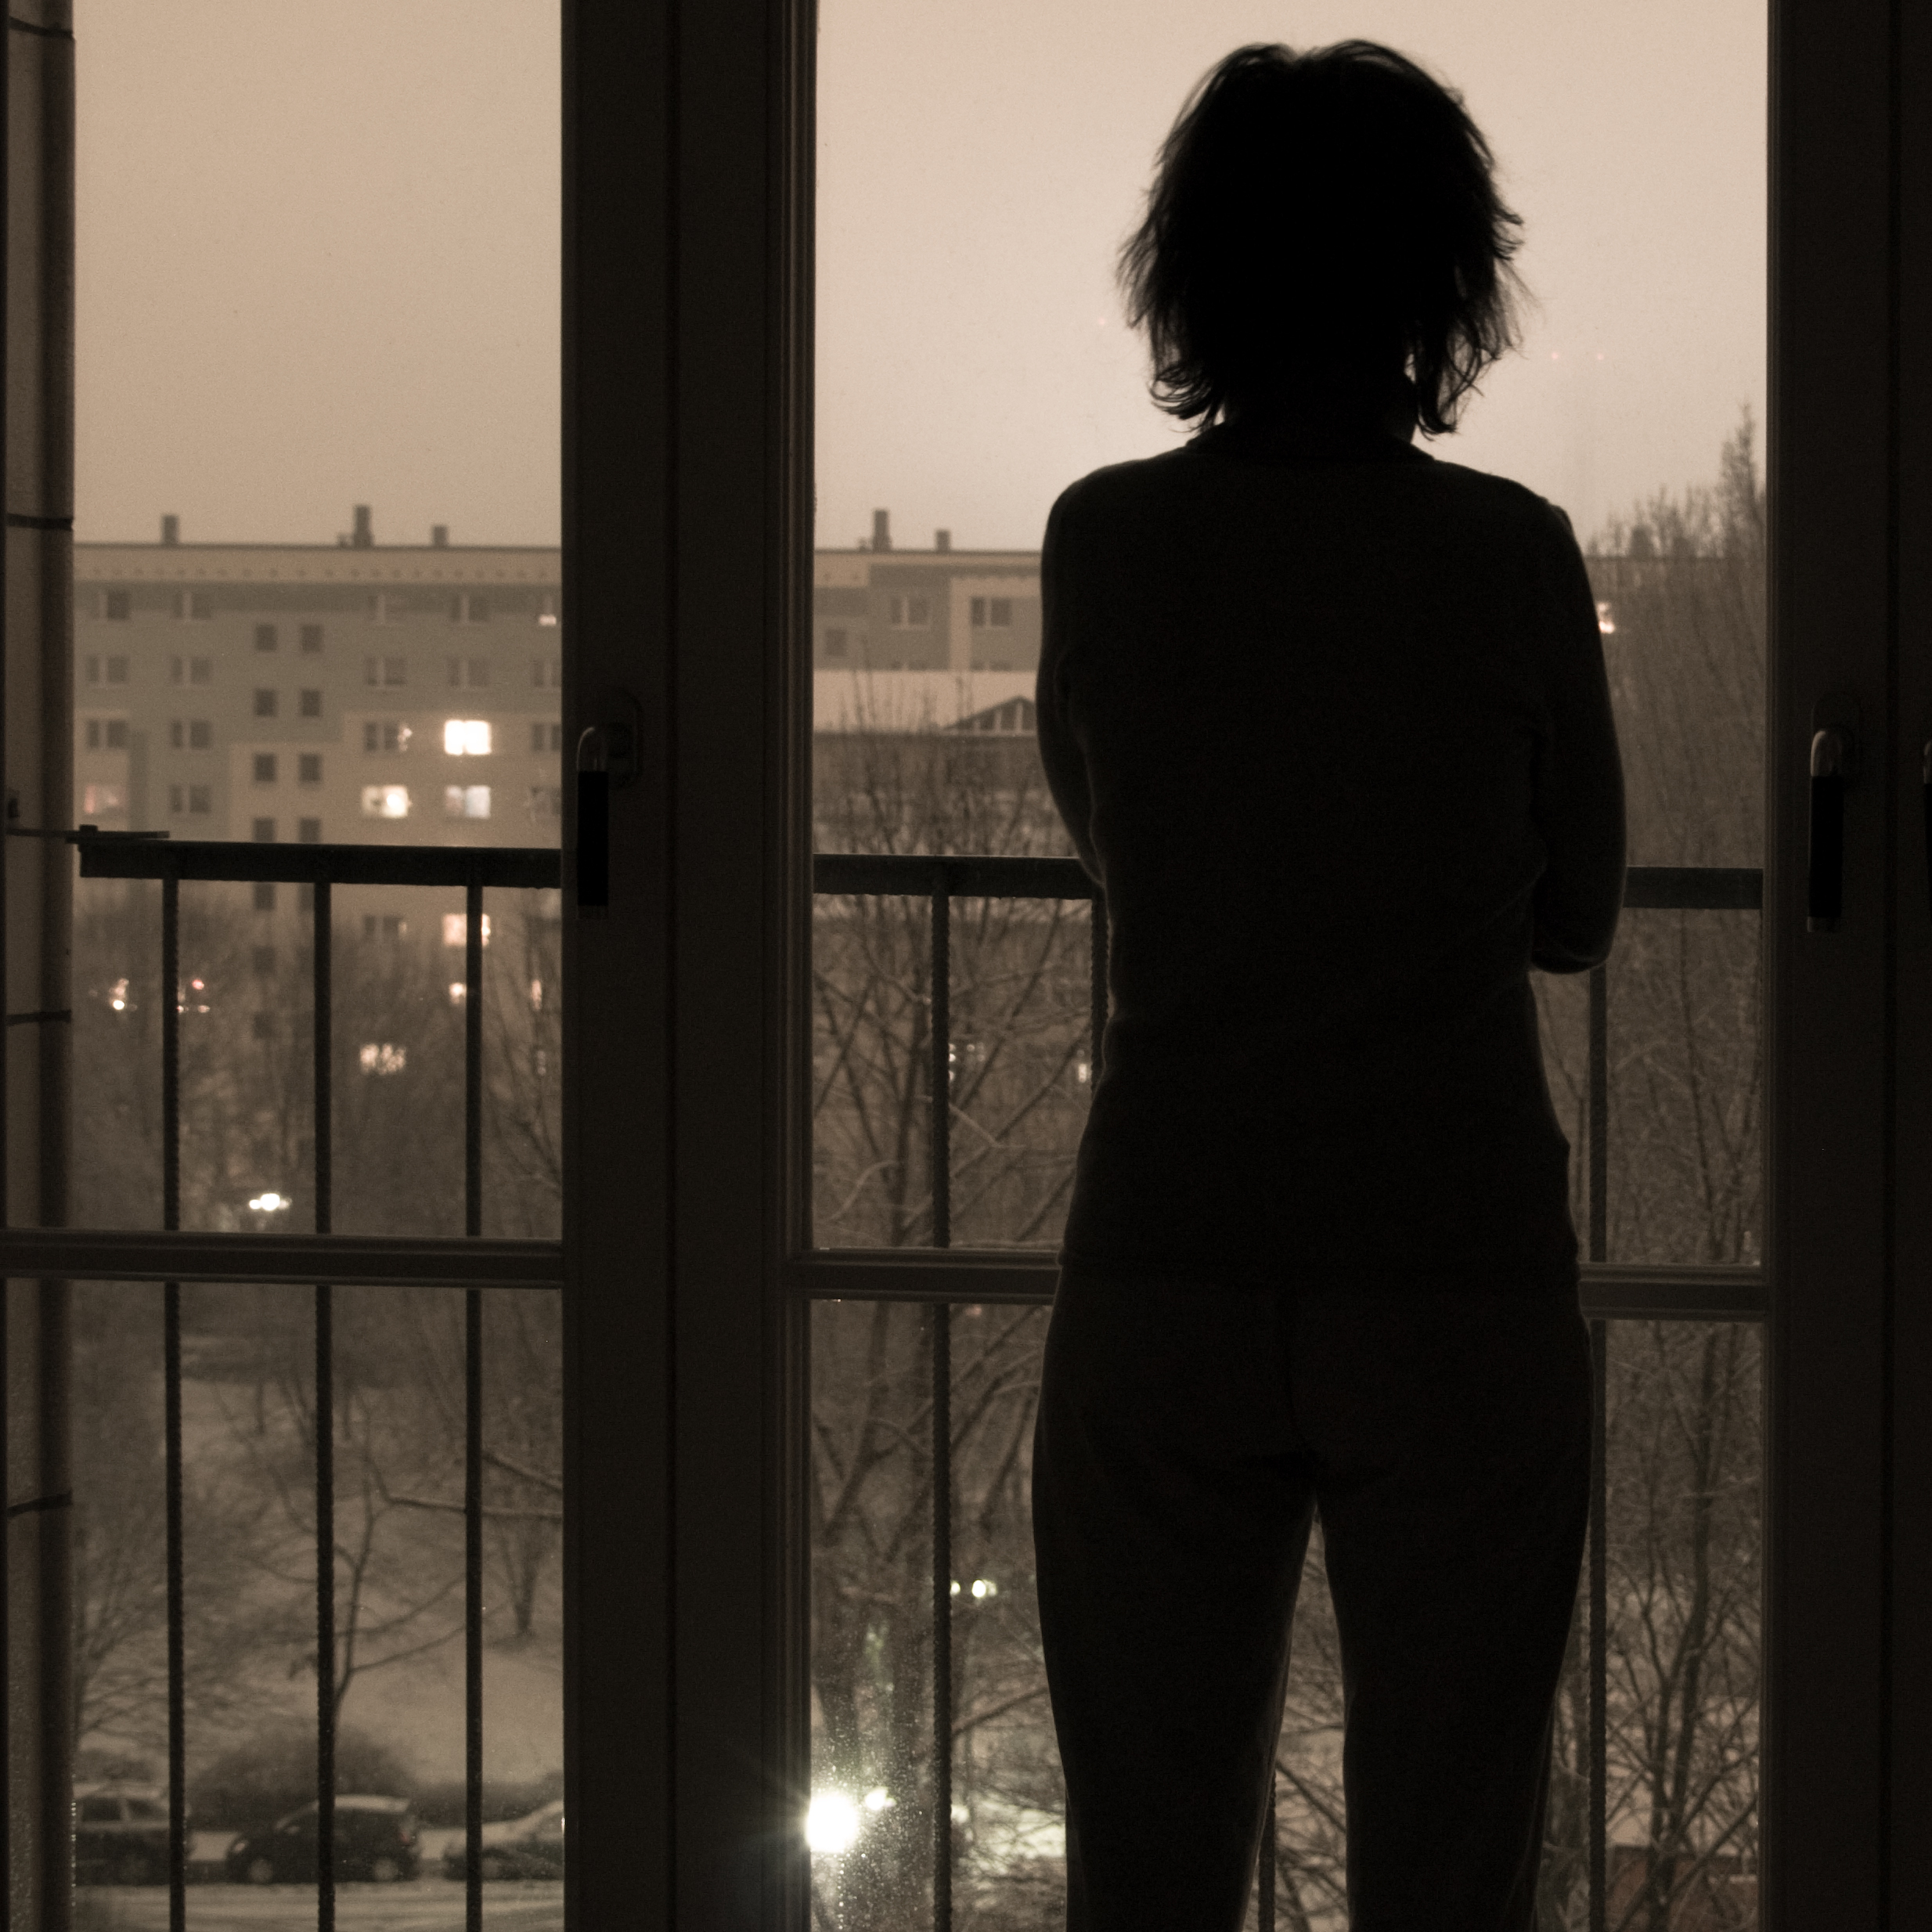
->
[[298, 754, 323, 785], [359, 1043, 408, 1076], [537, 592, 560, 627], [442, 913, 493, 949], [361, 784, 411, 820], [254, 623, 278, 652], [299, 689, 323, 718], [81, 783, 125, 815], [253, 754, 277, 785], [254, 689, 279, 719], [444, 784, 492, 820], [887, 595, 931, 628], [105, 591, 131, 621], [444, 719, 492, 755]]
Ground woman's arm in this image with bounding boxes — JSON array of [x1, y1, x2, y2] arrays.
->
[[1530, 508, 1627, 974], [1036, 490, 1104, 884]]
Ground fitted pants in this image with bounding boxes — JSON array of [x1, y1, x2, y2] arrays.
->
[[1031, 1270, 1593, 1932]]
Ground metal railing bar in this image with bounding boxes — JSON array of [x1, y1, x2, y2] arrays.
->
[[77, 839, 560, 890], [313, 873, 337, 1932], [930, 1303, 953, 1932], [815, 852, 1095, 900], [931, 874, 951, 1251], [1588, 962, 1609, 1932], [161, 865, 188, 1928], [788, 1253, 1769, 1318], [463, 872, 485, 1932], [0, 1230, 563, 1288]]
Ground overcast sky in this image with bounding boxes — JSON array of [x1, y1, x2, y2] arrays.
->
[[76, 1, 1764, 552]]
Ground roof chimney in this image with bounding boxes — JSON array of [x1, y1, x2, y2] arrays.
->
[[351, 504, 374, 550], [934, 528, 950, 553], [871, 508, 892, 553], [160, 514, 179, 546], [431, 524, 449, 549]]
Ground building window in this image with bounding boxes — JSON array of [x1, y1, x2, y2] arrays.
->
[[85, 656, 102, 683], [537, 592, 559, 627], [363, 654, 407, 687], [106, 658, 129, 685], [529, 722, 564, 753], [86, 719, 129, 749], [887, 595, 931, 629], [173, 591, 212, 621], [450, 593, 490, 624], [444, 784, 492, 820], [969, 597, 1015, 628], [298, 753, 323, 785], [529, 656, 563, 687], [528, 785, 563, 820], [251, 816, 276, 842], [359, 1043, 408, 1076], [362, 721, 411, 753], [361, 784, 410, 820], [190, 657, 212, 685], [301, 623, 324, 654], [824, 628, 849, 658], [251, 945, 276, 976], [105, 590, 131, 621], [188, 784, 211, 815], [299, 689, 323, 719], [298, 817, 323, 844], [253, 754, 278, 785], [446, 656, 491, 689], [81, 783, 125, 815], [254, 689, 279, 719], [254, 623, 278, 652], [362, 914, 406, 942], [251, 1012, 276, 1041], [252, 882, 276, 911], [367, 592, 396, 624], [444, 719, 492, 755], [442, 912, 492, 948], [189, 720, 213, 750]]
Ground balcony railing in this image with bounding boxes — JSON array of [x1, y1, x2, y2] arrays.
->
[[5, 838, 1764, 1931]]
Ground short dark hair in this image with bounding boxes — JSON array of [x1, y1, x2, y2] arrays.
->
[[1119, 41, 1523, 435]]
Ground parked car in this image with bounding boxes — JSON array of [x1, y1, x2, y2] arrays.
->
[[224, 1795, 421, 1884], [74, 1782, 173, 1886], [441, 1800, 565, 1881]]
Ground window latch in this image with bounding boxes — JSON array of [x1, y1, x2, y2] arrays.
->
[[1807, 697, 1858, 933], [575, 698, 641, 916]]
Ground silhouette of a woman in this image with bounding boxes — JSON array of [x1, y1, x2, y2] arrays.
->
[[1031, 42, 1625, 1932]]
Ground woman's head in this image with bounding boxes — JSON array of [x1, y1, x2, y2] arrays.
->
[[1120, 41, 1523, 436]]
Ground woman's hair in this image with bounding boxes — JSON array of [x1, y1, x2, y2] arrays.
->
[[1119, 41, 1523, 435]]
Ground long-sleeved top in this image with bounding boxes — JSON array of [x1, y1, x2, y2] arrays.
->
[[1036, 424, 1626, 1292]]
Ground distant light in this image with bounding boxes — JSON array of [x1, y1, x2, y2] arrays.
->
[[529, 979, 544, 1012], [248, 1192, 290, 1213], [449, 982, 467, 1007], [1596, 600, 1617, 636], [359, 1043, 407, 1076], [862, 1788, 895, 1813], [950, 1579, 961, 1598], [971, 1577, 997, 1600], [109, 975, 129, 1012], [806, 1793, 861, 1855], [442, 913, 492, 949]]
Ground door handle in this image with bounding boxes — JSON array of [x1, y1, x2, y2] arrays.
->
[[1807, 723, 1852, 933], [575, 697, 640, 916]]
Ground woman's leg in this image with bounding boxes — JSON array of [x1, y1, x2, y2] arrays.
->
[[1295, 1290, 1592, 1932], [1032, 1268, 1316, 1932]]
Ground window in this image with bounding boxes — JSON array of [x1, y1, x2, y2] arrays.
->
[[528, 784, 563, 818], [251, 1012, 276, 1041], [444, 784, 492, 820], [442, 912, 492, 948], [362, 721, 411, 753], [189, 656, 212, 685], [189, 719, 212, 750], [174, 590, 212, 620], [251, 882, 276, 913], [251, 945, 276, 975], [360, 784, 410, 820], [106, 657, 129, 684], [824, 627, 849, 658], [363, 654, 407, 686], [251, 816, 276, 842], [967, 596, 1015, 629], [359, 1043, 408, 1076], [299, 688, 323, 718], [530, 655, 563, 686], [85, 656, 101, 683], [81, 783, 125, 815], [105, 720, 128, 748], [537, 590, 559, 626], [297, 816, 322, 843], [446, 655, 492, 688], [366, 591, 395, 624], [297, 753, 323, 784], [530, 721, 564, 752], [187, 784, 211, 815], [449, 593, 490, 623], [253, 689, 278, 719], [444, 719, 492, 755], [104, 589, 130, 621], [887, 594, 931, 628], [361, 914, 406, 942], [254, 623, 278, 652], [253, 753, 278, 785], [300, 623, 323, 653]]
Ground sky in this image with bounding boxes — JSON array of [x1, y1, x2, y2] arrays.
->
[[75, 1, 1764, 552]]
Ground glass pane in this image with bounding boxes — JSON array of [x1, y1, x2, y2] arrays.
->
[[67, 3, 562, 1920]]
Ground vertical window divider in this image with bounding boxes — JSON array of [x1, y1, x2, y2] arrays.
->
[[930, 1301, 953, 1932], [931, 867, 951, 1250], [463, 869, 485, 1929], [161, 863, 187, 1929], [312, 872, 336, 1929], [1588, 959, 1609, 1932]]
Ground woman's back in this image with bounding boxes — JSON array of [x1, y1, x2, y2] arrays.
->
[[1037, 428, 1624, 1290]]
